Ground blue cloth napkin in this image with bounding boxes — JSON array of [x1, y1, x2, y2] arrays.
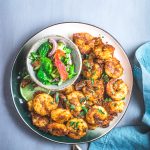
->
[[89, 42, 150, 150]]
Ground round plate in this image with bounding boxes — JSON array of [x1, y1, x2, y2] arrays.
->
[[10, 22, 133, 144]]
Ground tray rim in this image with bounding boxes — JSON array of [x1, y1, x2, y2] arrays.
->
[[10, 21, 133, 144]]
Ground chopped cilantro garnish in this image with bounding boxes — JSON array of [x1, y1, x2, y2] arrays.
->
[[55, 92, 59, 103], [85, 54, 89, 59], [84, 62, 92, 70], [75, 122, 79, 129], [122, 97, 125, 100], [81, 106, 88, 114], [98, 109, 105, 114], [80, 96, 88, 103], [69, 121, 79, 130], [104, 97, 112, 102], [70, 121, 75, 126], [63, 98, 67, 102], [91, 78, 94, 85], [70, 104, 75, 110], [80, 111, 85, 116], [102, 72, 109, 83]]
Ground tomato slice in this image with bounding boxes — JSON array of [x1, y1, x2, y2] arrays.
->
[[54, 50, 68, 81]]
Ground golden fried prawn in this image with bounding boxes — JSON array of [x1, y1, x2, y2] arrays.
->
[[87, 123, 98, 130], [51, 108, 72, 123], [31, 113, 49, 128], [61, 85, 74, 94], [93, 37, 103, 46], [93, 44, 114, 60], [106, 79, 128, 101], [67, 118, 88, 139], [88, 52, 96, 60], [32, 93, 57, 116], [73, 33, 95, 54], [105, 58, 123, 78], [82, 59, 102, 80], [86, 105, 108, 125], [82, 80, 104, 104], [66, 91, 84, 116], [75, 80, 86, 91], [108, 101, 125, 113], [47, 123, 68, 136]]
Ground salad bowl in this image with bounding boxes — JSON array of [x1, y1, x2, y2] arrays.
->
[[26, 35, 82, 91]]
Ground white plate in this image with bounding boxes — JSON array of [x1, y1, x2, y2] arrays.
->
[[12, 22, 133, 144]]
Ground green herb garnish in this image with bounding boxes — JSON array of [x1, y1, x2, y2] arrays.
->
[[63, 98, 67, 103], [70, 121, 75, 126], [80, 96, 88, 103], [98, 109, 105, 114], [79, 111, 85, 116], [104, 97, 112, 102], [102, 72, 110, 83], [75, 122, 79, 129], [70, 121, 79, 130], [81, 106, 88, 114], [122, 97, 125, 100], [85, 54, 89, 59], [55, 92, 59, 103], [91, 78, 94, 85], [84, 62, 92, 71], [70, 104, 75, 110]]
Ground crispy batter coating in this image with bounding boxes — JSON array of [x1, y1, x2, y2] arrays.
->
[[86, 105, 108, 125], [82, 80, 104, 104], [32, 93, 57, 116], [47, 123, 68, 136], [51, 108, 72, 123], [106, 79, 128, 101], [93, 43, 115, 60], [31, 113, 49, 128], [61, 85, 75, 95], [73, 33, 95, 54], [66, 91, 84, 116], [108, 101, 125, 113], [105, 58, 123, 78], [67, 118, 88, 139], [82, 59, 102, 80], [87, 123, 98, 130], [93, 37, 104, 46]]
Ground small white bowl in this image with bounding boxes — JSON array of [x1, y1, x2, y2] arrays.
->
[[26, 35, 82, 91]]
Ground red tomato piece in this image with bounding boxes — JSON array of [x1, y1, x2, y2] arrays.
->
[[54, 50, 68, 81]]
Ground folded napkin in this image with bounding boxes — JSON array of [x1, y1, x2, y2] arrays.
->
[[89, 42, 150, 150]]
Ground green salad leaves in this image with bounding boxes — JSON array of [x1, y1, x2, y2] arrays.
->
[[29, 40, 77, 85]]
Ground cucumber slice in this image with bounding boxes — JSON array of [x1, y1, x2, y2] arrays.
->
[[20, 75, 50, 101]]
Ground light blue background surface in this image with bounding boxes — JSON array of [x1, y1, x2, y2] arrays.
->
[[0, 0, 150, 150]]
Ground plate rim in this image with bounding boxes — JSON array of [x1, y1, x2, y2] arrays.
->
[[10, 21, 133, 144]]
